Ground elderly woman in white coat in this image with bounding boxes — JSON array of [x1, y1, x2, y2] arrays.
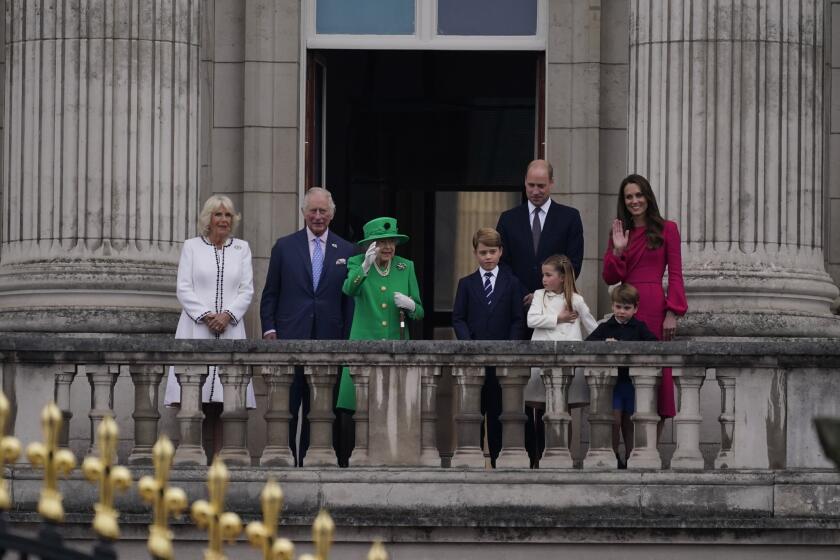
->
[[164, 194, 256, 458]]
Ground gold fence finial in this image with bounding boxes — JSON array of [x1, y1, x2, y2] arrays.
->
[[82, 414, 133, 540], [246, 478, 295, 560], [25, 402, 77, 522], [192, 456, 243, 560], [139, 435, 188, 560], [367, 541, 389, 560], [298, 509, 335, 560], [0, 390, 21, 510]]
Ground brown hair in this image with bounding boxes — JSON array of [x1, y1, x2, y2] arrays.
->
[[611, 283, 640, 306], [527, 159, 554, 181], [542, 254, 577, 310], [472, 227, 502, 250], [617, 174, 664, 249]]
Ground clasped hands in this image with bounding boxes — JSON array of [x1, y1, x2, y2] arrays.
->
[[203, 312, 231, 334]]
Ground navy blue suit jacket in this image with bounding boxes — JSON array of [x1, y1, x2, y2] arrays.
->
[[260, 228, 356, 340], [496, 201, 584, 293], [452, 267, 526, 340]]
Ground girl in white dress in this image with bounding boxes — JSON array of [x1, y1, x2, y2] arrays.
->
[[526, 254, 598, 465]]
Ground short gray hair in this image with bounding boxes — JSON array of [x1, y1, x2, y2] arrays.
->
[[301, 187, 336, 216], [198, 194, 241, 237]]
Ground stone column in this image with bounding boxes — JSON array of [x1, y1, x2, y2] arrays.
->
[[419, 366, 441, 467], [496, 367, 530, 469], [259, 365, 295, 467], [305, 365, 336, 467], [173, 365, 206, 467], [540, 367, 574, 469], [582, 367, 617, 470], [450, 366, 485, 468], [671, 367, 706, 470], [0, 0, 200, 334], [127, 364, 165, 465], [350, 366, 372, 467], [86, 364, 119, 455], [628, 367, 662, 470], [217, 365, 252, 466], [53, 364, 77, 447], [628, 0, 840, 337]]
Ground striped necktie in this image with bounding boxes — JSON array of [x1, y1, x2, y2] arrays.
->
[[312, 237, 324, 291], [483, 271, 493, 305]]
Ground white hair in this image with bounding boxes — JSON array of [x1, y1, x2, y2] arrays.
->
[[301, 187, 336, 216]]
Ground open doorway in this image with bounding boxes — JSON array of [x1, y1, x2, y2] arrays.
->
[[306, 50, 543, 339]]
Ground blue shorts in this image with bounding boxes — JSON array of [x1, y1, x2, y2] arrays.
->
[[613, 381, 635, 414]]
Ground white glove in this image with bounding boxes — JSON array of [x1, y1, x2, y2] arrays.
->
[[393, 292, 416, 312], [362, 242, 378, 275]]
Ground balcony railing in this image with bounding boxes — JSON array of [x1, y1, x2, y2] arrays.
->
[[2, 335, 838, 471]]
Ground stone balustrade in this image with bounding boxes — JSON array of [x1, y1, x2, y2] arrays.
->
[[1, 336, 839, 471]]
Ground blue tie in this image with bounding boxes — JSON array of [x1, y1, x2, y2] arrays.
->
[[484, 272, 493, 305], [312, 237, 324, 291]]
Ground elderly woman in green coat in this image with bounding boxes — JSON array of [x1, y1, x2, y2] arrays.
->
[[335, 217, 425, 449]]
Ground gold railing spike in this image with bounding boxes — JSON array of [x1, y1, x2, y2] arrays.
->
[[25, 402, 77, 523], [82, 414, 133, 540], [246, 478, 295, 560], [192, 456, 243, 560], [366, 541, 388, 560], [312, 509, 335, 560], [139, 435, 188, 560], [0, 390, 21, 510]]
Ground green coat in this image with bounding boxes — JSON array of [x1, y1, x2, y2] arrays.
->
[[335, 254, 424, 410]]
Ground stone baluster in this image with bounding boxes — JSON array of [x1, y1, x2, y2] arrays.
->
[[496, 367, 530, 468], [628, 367, 662, 470], [173, 365, 207, 466], [451, 366, 485, 468], [127, 364, 165, 465], [259, 365, 295, 467], [715, 371, 737, 469], [54, 364, 77, 447], [419, 366, 441, 467], [671, 367, 706, 470], [350, 366, 372, 466], [305, 365, 337, 467], [582, 367, 617, 470], [86, 364, 120, 455], [539, 367, 574, 469], [217, 365, 252, 466]]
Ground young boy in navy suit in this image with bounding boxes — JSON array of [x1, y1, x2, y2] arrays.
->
[[586, 283, 658, 469], [452, 228, 526, 467]]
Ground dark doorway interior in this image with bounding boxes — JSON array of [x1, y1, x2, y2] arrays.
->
[[312, 50, 539, 338]]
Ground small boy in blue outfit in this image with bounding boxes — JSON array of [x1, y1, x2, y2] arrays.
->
[[586, 283, 657, 469], [453, 227, 526, 467]]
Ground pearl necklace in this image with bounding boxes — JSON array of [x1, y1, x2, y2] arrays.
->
[[373, 260, 391, 277]]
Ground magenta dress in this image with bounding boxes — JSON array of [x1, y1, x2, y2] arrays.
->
[[603, 220, 688, 417]]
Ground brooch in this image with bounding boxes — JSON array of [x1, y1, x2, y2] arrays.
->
[[396, 263, 406, 271], [233, 244, 242, 250], [335, 258, 346, 265], [331, 242, 338, 248]]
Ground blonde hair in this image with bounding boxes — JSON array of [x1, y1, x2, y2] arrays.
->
[[472, 227, 502, 250], [542, 254, 577, 310], [198, 194, 241, 237]]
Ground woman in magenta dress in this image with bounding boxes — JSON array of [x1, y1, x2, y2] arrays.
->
[[603, 174, 688, 426]]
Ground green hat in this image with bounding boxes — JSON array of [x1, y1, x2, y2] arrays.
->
[[358, 217, 409, 246]]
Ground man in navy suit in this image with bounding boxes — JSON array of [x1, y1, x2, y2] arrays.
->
[[452, 228, 526, 466], [496, 159, 584, 467], [496, 159, 584, 301], [261, 187, 355, 466]]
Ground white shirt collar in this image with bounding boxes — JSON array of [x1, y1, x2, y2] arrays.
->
[[528, 198, 552, 215], [478, 266, 500, 278], [306, 227, 329, 244]]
